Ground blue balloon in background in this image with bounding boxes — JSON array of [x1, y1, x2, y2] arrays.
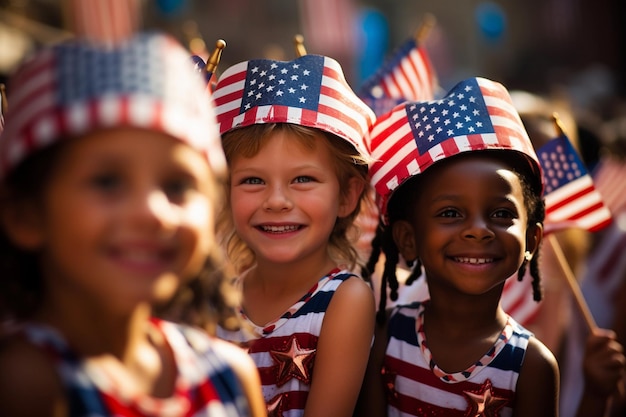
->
[[475, 2, 506, 41], [356, 8, 390, 86], [156, 0, 187, 16]]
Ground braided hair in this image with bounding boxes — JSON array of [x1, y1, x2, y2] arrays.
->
[[363, 151, 546, 324]]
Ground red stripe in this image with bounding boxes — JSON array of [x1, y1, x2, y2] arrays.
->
[[546, 186, 595, 213]]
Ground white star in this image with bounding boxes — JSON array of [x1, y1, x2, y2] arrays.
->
[[291, 75, 298, 81], [270, 63, 278, 69], [267, 85, 274, 92], [278, 79, 286, 84], [456, 122, 463, 129], [292, 63, 300, 69], [447, 129, 454, 135], [303, 69, 310, 76], [281, 68, 288, 74], [300, 83, 308, 90], [260, 70, 267, 77], [276, 90, 283, 96], [299, 97, 306, 103], [269, 74, 276, 81], [288, 87, 296, 94], [251, 66, 259, 73], [428, 134, 435, 141]]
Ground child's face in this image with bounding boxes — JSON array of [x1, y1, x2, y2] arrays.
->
[[31, 127, 217, 313], [394, 154, 538, 296], [229, 130, 353, 267]]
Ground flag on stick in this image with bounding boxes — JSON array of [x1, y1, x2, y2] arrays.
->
[[63, 0, 141, 46], [537, 117, 612, 234], [358, 14, 439, 116]]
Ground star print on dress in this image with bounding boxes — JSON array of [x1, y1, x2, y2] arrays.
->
[[270, 335, 316, 386], [463, 379, 508, 417], [267, 393, 285, 417], [381, 365, 398, 401]]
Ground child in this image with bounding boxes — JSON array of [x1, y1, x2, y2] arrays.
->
[[0, 32, 266, 417], [356, 77, 560, 417], [212, 54, 377, 416]]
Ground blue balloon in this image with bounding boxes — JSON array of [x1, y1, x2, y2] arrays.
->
[[475, 2, 506, 41], [156, 0, 187, 16]]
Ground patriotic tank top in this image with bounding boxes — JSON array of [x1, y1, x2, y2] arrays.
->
[[217, 268, 355, 417], [384, 301, 532, 417], [18, 319, 250, 417]]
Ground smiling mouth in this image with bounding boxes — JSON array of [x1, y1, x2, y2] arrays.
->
[[454, 257, 494, 264], [259, 225, 301, 233]]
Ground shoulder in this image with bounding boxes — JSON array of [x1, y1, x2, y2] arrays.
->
[[513, 336, 559, 416], [209, 338, 266, 417], [328, 272, 375, 312], [0, 335, 66, 416]]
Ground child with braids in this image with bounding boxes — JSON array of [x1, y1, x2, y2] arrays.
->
[[0, 31, 266, 416], [355, 77, 560, 417]]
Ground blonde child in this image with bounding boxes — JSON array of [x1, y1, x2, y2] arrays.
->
[[0, 32, 265, 417], [212, 54, 377, 416], [357, 77, 560, 416]]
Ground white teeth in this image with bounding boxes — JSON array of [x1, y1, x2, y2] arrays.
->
[[261, 225, 299, 233], [455, 257, 493, 264]]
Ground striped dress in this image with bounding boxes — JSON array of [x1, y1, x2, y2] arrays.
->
[[17, 319, 251, 417], [384, 301, 532, 417], [217, 268, 354, 417]]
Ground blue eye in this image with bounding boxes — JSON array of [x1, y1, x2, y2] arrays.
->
[[241, 177, 264, 185], [293, 176, 314, 184]]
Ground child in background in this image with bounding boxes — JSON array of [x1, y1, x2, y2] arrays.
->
[[213, 54, 377, 417], [356, 77, 560, 416], [0, 32, 265, 417]]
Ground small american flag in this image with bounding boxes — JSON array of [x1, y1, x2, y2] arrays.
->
[[537, 135, 612, 234], [591, 155, 626, 217], [64, 0, 141, 46], [368, 77, 539, 218], [213, 54, 374, 157], [358, 38, 438, 117]]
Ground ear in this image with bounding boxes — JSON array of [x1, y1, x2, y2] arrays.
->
[[525, 222, 543, 259], [1, 199, 45, 251], [392, 220, 418, 262], [337, 177, 365, 218]]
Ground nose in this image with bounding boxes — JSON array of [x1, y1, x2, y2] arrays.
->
[[263, 184, 293, 212], [128, 187, 178, 233], [462, 215, 495, 241]]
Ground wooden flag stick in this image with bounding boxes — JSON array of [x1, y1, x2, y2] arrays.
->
[[294, 34, 307, 57], [545, 234, 597, 330], [548, 112, 597, 330], [414, 12, 437, 44], [0, 84, 7, 115]]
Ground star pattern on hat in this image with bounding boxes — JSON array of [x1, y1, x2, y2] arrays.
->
[[270, 335, 316, 386], [463, 379, 508, 417]]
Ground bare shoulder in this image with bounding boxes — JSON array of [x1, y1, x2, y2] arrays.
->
[[210, 336, 258, 375], [210, 337, 266, 417], [0, 336, 66, 416], [332, 274, 376, 306], [513, 336, 560, 417]]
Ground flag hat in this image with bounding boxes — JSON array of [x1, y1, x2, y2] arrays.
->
[[0, 32, 227, 178], [212, 54, 375, 158], [368, 77, 543, 220]]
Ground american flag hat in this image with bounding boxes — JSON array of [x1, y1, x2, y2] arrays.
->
[[0, 32, 226, 178], [212, 54, 375, 158], [368, 77, 543, 221]]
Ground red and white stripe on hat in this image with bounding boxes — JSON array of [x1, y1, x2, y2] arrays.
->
[[0, 33, 226, 178], [212, 54, 375, 158], [367, 77, 541, 219]]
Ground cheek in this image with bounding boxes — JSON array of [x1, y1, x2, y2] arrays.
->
[[183, 198, 215, 251]]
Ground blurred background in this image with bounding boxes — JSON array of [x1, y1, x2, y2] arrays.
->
[[1, 0, 625, 137]]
